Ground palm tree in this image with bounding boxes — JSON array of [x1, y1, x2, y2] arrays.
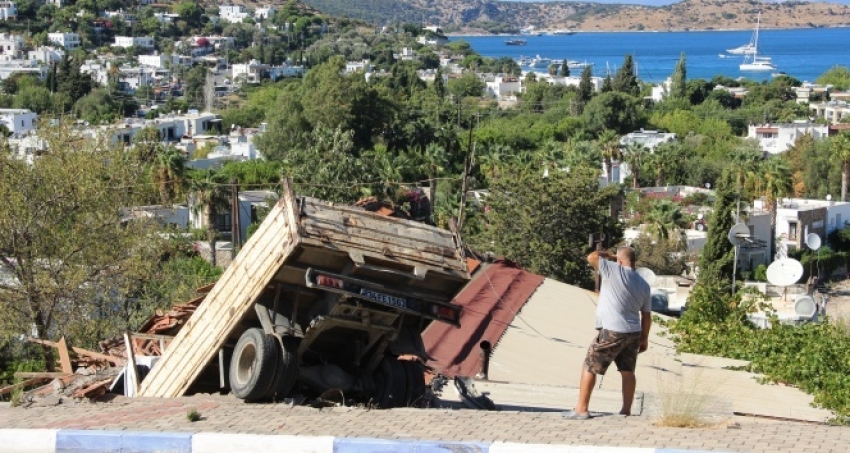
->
[[477, 143, 512, 182], [830, 132, 850, 201], [563, 139, 601, 172], [420, 143, 448, 220], [754, 158, 792, 258], [152, 146, 186, 205], [729, 145, 763, 193], [189, 170, 229, 267], [643, 199, 687, 247], [622, 142, 648, 189], [598, 130, 621, 184]]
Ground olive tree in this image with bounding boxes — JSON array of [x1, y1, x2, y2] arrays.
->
[[470, 165, 622, 288], [0, 123, 169, 365]]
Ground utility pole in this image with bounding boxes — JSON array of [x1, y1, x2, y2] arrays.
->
[[230, 178, 240, 258], [457, 113, 478, 232]]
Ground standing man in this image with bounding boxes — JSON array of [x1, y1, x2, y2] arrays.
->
[[563, 247, 652, 420]]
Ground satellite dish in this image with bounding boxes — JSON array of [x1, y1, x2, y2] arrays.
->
[[697, 213, 704, 220], [650, 289, 669, 311], [794, 295, 817, 318], [766, 258, 804, 287], [805, 233, 822, 251], [727, 223, 750, 247], [636, 267, 657, 286]]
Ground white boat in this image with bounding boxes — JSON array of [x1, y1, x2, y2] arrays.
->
[[739, 12, 777, 72], [528, 55, 552, 68], [727, 43, 757, 55], [727, 16, 759, 55], [549, 29, 576, 36]]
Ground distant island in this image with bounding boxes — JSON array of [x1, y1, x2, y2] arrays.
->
[[298, 0, 850, 33]]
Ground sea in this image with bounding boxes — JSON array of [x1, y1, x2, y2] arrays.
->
[[455, 28, 850, 84]]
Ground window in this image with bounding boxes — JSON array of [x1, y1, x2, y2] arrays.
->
[[789, 221, 798, 240], [215, 212, 231, 232]]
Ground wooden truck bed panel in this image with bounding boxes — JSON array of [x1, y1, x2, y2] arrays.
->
[[138, 183, 469, 398]]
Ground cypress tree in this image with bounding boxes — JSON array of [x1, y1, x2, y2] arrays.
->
[[578, 65, 593, 104], [697, 170, 737, 285], [612, 54, 639, 97], [670, 52, 687, 100], [560, 60, 570, 77], [601, 74, 613, 93]]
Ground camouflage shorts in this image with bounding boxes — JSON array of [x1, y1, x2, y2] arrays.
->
[[584, 329, 642, 375]]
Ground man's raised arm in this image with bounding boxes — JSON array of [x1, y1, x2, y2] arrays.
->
[[587, 251, 612, 270]]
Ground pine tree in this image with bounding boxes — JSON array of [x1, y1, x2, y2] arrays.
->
[[670, 52, 687, 100], [612, 54, 639, 97]]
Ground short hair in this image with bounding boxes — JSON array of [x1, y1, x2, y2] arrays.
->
[[617, 246, 636, 263]]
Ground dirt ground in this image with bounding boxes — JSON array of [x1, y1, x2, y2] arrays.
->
[[825, 278, 850, 321]]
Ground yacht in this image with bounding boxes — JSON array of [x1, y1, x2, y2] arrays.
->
[[528, 55, 553, 68], [739, 12, 777, 72], [549, 29, 576, 36], [505, 38, 527, 46]]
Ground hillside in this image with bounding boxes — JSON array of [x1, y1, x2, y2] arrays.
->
[[298, 0, 850, 32]]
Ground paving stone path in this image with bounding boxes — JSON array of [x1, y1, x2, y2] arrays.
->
[[1, 393, 848, 452]]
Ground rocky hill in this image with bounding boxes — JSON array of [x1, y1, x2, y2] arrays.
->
[[297, 0, 850, 32]]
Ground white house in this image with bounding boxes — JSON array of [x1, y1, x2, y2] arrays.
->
[[114, 67, 155, 92], [113, 36, 155, 49], [138, 53, 168, 69], [651, 78, 672, 102], [0, 108, 37, 137], [754, 197, 850, 254], [28, 46, 64, 63], [485, 75, 521, 98], [87, 111, 222, 145], [540, 73, 604, 92], [48, 32, 81, 50], [345, 59, 371, 74], [0, 59, 48, 80], [231, 59, 304, 83], [746, 122, 829, 155], [0, 1, 16, 20], [809, 100, 850, 124], [0, 33, 24, 59], [219, 4, 249, 23], [616, 130, 678, 184], [254, 6, 276, 20]]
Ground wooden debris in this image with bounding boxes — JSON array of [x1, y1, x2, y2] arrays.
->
[[57, 337, 73, 375], [14, 372, 68, 379], [28, 337, 125, 366], [71, 379, 113, 399], [0, 377, 51, 396]]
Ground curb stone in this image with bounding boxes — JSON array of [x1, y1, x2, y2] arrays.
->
[[0, 429, 731, 453]]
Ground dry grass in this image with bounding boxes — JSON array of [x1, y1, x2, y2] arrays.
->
[[652, 357, 722, 429]]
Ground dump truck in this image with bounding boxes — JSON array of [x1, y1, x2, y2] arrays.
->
[[138, 182, 470, 407]]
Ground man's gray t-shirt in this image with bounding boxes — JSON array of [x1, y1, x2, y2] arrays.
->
[[595, 259, 652, 333]]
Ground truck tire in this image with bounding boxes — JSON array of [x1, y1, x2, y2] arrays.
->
[[401, 361, 426, 407], [374, 357, 406, 408], [266, 336, 299, 400], [230, 328, 278, 402]]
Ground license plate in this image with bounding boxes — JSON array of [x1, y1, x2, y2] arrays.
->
[[360, 288, 407, 308]]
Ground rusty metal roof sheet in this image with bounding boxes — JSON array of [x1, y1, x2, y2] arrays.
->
[[422, 261, 545, 378]]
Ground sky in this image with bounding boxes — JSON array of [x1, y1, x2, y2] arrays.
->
[[500, 0, 850, 7]]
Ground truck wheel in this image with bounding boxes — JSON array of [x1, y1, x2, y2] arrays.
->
[[374, 357, 406, 408], [402, 361, 426, 407], [230, 328, 278, 402], [266, 336, 299, 400]]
